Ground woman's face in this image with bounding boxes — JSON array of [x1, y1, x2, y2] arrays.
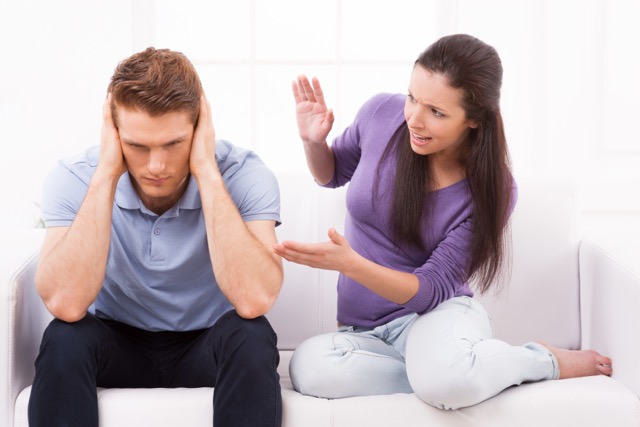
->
[[404, 64, 477, 160]]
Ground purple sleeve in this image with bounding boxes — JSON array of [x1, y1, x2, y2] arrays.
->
[[322, 94, 397, 188], [403, 217, 474, 314], [404, 182, 518, 314]]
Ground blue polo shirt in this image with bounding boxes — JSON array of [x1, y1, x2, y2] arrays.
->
[[40, 140, 281, 331]]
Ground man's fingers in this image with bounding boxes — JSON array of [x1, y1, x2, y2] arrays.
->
[[197, 94, 215, 136], [103, 93, 114, 123], [199, 95, 209, 122], [102, 93, 119, 135], [102, 93, 110, 117]]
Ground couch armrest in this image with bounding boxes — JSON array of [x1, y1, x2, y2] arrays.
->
[[1, 228, 49, 427], [579, 238, 640, 397]]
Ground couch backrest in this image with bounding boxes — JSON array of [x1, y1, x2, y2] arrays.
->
[[268, 173, 582, 351]]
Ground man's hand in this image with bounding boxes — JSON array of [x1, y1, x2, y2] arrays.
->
[[293, 75, 335, 145], [190, 95, 218, 180], [98, 93, 126, 178]]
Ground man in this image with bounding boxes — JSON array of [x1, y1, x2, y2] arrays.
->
[[28, 47, 283, 426]]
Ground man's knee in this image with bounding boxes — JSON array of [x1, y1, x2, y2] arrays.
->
[[38, 314, 103, 366], [213, 310, 279, 365], [216, 310, 276, 340]]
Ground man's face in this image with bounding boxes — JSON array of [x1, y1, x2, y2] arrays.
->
[[116, 107, 194, 211]]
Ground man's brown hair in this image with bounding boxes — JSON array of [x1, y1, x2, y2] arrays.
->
[[108, 47, 203, 126]]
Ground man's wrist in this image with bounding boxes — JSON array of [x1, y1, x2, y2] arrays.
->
[[192, 161, 224, 187], [91, 166, 123, 188]]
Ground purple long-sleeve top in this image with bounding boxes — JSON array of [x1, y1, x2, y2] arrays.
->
[[323, 93, 478, 328]]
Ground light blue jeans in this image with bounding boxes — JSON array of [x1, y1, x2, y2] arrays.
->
[[289, 296, 559, 410]]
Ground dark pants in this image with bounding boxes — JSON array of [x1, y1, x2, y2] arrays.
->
[[28, 310, 282, 427]]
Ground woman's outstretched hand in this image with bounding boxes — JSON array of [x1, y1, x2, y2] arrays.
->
[[292, 75, 335, 145], [274, 228, 354, 273]]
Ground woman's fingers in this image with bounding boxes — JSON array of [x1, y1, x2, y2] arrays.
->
[[298, 75, 317, 103], [311, 77, 326, 107]]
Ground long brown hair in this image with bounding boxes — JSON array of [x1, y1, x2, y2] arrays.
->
[[383, 34, 513, 294], [108, 47, 203, 126]]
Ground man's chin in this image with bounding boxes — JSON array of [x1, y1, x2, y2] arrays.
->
[[140, 187, 173, 199]]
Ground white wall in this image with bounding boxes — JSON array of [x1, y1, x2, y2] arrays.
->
[[1, 0, 639, 234]]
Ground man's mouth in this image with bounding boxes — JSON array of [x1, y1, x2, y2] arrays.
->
[[145, 177, 169, 185]]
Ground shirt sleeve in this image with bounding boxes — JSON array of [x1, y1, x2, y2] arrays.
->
[[224, 153, 281, 226], [323, 93, 397, 188], [40, 161, 89, 228], [403, 216, 474, 314], [404, 182, 519, 314]]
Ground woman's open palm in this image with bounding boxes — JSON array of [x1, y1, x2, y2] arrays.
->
[[292, 75, 335, 144]]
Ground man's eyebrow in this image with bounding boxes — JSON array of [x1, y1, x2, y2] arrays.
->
[[161, 136, 190, 146], [121, 136, 190, 146], [121, 138, 143, 146]]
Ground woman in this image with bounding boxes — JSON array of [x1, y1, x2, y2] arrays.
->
[[273, 34, 612, 410]]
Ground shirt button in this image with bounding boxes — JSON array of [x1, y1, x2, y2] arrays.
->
[[154, 228, 160, 235]]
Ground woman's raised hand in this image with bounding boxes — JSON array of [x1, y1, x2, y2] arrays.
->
[[292, 75, 335, 145]]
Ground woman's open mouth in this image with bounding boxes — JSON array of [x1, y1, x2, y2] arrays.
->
[[410, 132, 432, 146]]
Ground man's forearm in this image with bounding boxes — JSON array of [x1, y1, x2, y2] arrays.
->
[[196, 170, 283, 319], [35, 171, 118, 321]]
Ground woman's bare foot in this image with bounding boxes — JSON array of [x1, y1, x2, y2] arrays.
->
[[537, 341, 613, 379]]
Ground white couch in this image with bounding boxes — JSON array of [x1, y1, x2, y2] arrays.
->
[[3, 173, 640, 426]]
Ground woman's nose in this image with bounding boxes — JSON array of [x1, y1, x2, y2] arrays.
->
[[406, 108, 425, 129]]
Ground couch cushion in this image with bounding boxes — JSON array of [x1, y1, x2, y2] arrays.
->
[[331, 376, 639, 426], [476, 176, 582, 349], [15, 375, 638, 427]]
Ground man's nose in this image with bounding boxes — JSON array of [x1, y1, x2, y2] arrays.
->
[[148, 150, 166, 174]]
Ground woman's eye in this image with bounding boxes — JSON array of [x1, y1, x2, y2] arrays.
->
[[431, 108, 443, 118]]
